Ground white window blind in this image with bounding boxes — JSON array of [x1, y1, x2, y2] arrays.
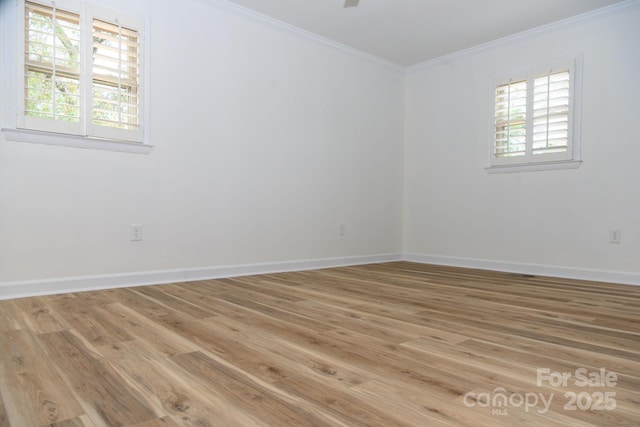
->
[[489, 57, 581, 171], [92, 18, 140, 132], [533, 71, 570, 155]]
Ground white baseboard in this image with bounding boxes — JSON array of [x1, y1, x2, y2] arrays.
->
[[0, 253, 403, 300], [404, 253, 640, 286], [2, 251, 638, 300]]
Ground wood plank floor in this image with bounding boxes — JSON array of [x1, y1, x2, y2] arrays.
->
[[0, 261, 639, 426]]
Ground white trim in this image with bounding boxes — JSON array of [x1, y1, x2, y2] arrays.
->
[[3, 251, 638, 300], [404, 253, 640, 287], [485, 159, 582, 174], [0, 253, 402, 300], [198, 0, 404, 72], [1, 127, 153, 154], [406, 0, 640, 73]]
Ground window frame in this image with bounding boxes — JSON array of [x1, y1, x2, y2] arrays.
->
[[2, 0, 151, 154], [486, 54, 583, 173]]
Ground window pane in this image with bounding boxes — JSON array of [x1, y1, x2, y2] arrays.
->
[[92, 83, 137, 129], [533, 71, 570, 155], [494, 80, 527, 158], [25, 2, 80, 123], [92, 18, 140, 131]]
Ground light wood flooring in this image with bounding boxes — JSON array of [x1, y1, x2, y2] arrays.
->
[[0, 262, 639, 426]]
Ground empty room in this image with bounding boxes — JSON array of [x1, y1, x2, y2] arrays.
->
[[0, 0, 639, 425]]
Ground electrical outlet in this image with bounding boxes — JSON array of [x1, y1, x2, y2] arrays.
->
[[339, 224, 346, 236], [609, 229, 621, 244], [131, 224, 142, 241]]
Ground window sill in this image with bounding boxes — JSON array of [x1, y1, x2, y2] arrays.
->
[[1, 128, 153, 154], [485, 159, 582, 174]]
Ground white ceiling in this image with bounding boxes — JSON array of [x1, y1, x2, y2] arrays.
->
[[220, 0, 626, 66]]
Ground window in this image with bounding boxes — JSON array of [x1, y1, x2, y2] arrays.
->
[[2, 0, 149, 153], [488, 56, 582, 172]]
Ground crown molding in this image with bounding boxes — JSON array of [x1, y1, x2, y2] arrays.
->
[[406, 0, 640, 73], [198, 0, 404, 72], [173, 0, 640, 74]]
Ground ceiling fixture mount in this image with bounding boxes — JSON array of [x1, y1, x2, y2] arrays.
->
[[344, 0, 360, 8]]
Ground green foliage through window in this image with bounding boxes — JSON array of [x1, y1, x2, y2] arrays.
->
[[25, 2, 80, 122]]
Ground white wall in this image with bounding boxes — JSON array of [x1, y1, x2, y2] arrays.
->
[[2, 0, 638, 294], [0, 0, 404, 284], [404, 4, 640, 279]]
